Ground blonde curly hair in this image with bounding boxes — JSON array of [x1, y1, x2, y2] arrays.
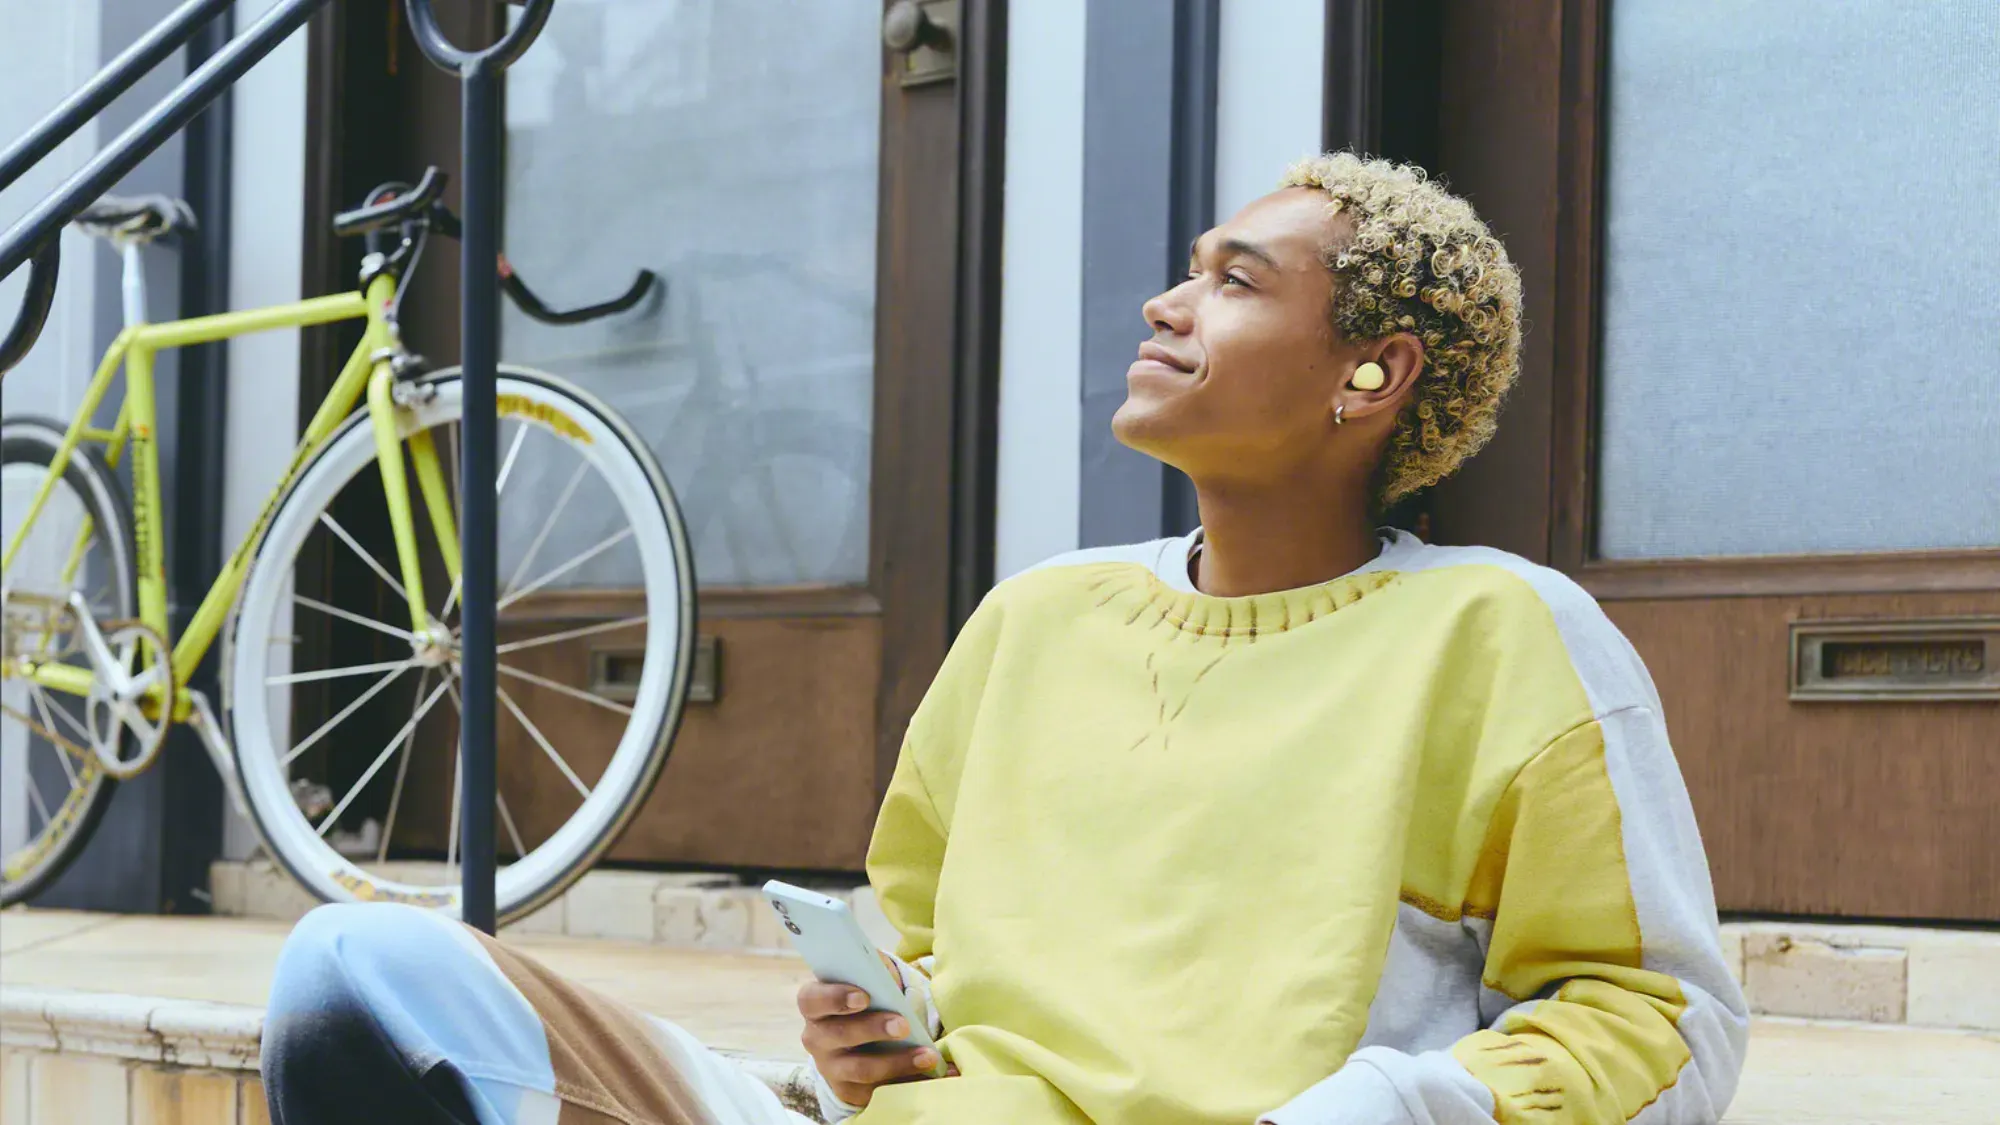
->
[[1279, 152, 1523, 505]]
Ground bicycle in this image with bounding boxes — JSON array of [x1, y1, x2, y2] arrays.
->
[[0, 168, 696, 921]]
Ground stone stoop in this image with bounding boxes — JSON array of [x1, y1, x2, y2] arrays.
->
[[212, 861, 2000, 1035], [1723, 920, 2000, 1033], [208, 861, 900, 957], [0, 987, 821, 1125], [7, 989, 2000, 1125]]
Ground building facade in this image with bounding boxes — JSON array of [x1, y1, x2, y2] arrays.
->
[[4, 0, 1995, 923]]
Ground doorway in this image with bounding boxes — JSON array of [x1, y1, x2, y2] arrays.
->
[[297, 0, 1002, 873]]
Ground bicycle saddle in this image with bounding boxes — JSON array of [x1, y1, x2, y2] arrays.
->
[[72, 194, 197, 243]]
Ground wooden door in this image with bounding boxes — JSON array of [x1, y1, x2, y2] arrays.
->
[[1380, 0, 2000, 921], [301, 0, 1001, 873]]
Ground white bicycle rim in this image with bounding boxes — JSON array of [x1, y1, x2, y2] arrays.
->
[[0, 421, 132, 902], [227, 370, 693, 920]]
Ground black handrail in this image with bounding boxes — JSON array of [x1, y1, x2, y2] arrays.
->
[[402, 0, 559, 936], [0, 0, 333, 375], [0, 241, 60, 377], [0, 0, 231, 194]]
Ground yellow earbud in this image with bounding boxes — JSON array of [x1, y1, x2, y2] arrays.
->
[[1351, 362, 1386, 392]]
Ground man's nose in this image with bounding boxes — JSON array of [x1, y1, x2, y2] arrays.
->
[[1142, 282, 1194, 335]]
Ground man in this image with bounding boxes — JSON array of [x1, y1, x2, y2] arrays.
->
[[263, 153, 1748, 1125]]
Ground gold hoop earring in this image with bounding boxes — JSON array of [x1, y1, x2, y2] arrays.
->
[[1334, 403, 1346, 426]]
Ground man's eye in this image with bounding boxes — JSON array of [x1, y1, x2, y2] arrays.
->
[[1222, 273, 1250, 288]]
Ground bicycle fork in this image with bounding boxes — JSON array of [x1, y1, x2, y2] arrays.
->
[[365, 357, 463, 650]]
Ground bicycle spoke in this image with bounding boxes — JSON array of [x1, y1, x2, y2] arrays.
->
[[293, 594, 420, 644], [268, 659, 414, 687], [496, 615, 647, 656], [496, 528, 635, 612], [314, 678, 451, 839], [502, 459, 590, 600], [497, 685, 592, 799], [26, 777, 51, 829], [318, 512, 410, 602], [29, 686, 86, 787], [377, 666, 430, 864], [436, 422, 540, 623], [284, 662, 414, 767], [493, 661, 634, 716], [495, 421, 529, 498], [442, 673, 463, 878], [496, 789, 528, 861], [449, 422, 463, 539], [445, 731, 461, 877]]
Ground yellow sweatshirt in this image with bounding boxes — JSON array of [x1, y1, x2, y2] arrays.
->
[[838, 531, 1747, 1125]]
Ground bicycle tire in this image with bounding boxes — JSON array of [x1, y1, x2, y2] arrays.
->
[[1, 416, 135, 905], [224, 367, 696, 923]]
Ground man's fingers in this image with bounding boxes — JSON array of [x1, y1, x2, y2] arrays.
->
[[819, 1045, 936, 1089], [797, 981, 870, 1020], [803, 1011, 915, 1053]]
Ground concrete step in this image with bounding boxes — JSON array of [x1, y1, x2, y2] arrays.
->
[[208, 859, 898, 954], [5, 909, 2000, 1125], [211, 860, 2000, 1036]]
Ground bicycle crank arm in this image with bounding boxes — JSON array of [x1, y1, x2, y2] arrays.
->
[[67, 591, 134, 694]]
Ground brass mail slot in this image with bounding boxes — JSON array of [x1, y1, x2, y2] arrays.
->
[[1790, 618, 2000, 702], [591, 635, 719, 705]]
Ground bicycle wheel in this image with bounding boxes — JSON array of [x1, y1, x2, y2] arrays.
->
[[1, 417, 134, 905], [226, 367, 695, 922]]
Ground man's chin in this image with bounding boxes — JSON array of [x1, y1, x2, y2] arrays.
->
[[1110, 401, 1194, 465]]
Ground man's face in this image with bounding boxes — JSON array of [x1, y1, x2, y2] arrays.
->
[[1112, 187, 1353, 479]]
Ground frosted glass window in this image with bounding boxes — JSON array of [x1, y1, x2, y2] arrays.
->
[[501, 0, 880, 586], [1596, 0, 2000, 559]]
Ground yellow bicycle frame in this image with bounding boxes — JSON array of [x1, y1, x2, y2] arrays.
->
[[2, 272, 463, 719]]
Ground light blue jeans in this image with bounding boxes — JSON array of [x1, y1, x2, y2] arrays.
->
[[261, 903, 812, 1125]]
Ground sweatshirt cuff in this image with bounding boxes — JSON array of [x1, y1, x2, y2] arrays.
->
[[1259, 1056, 1413, 1125], [886, 952, 945, 1040], [1260, 1047, 1497, 1125], [812, 1065, 867, 1124]]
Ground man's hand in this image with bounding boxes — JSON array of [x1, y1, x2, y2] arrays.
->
[[798, 954, 947, 1108]]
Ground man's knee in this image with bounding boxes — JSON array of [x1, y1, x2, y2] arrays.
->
[[264, 903, 465, 1066], [262, 905, 493, 1124]]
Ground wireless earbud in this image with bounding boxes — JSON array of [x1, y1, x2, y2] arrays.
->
[[1350, 362, 1386, 391]]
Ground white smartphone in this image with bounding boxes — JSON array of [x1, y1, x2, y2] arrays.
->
[[762, 880, 941, 1067]]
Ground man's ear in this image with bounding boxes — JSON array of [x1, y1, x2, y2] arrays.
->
[[1335, 333, 1425, 423]]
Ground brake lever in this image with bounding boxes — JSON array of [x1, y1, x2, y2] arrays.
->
[[497, 254, 660, 325]]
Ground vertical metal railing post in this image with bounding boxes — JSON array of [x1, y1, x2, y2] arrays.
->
[[402, 0, 556, 935]]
